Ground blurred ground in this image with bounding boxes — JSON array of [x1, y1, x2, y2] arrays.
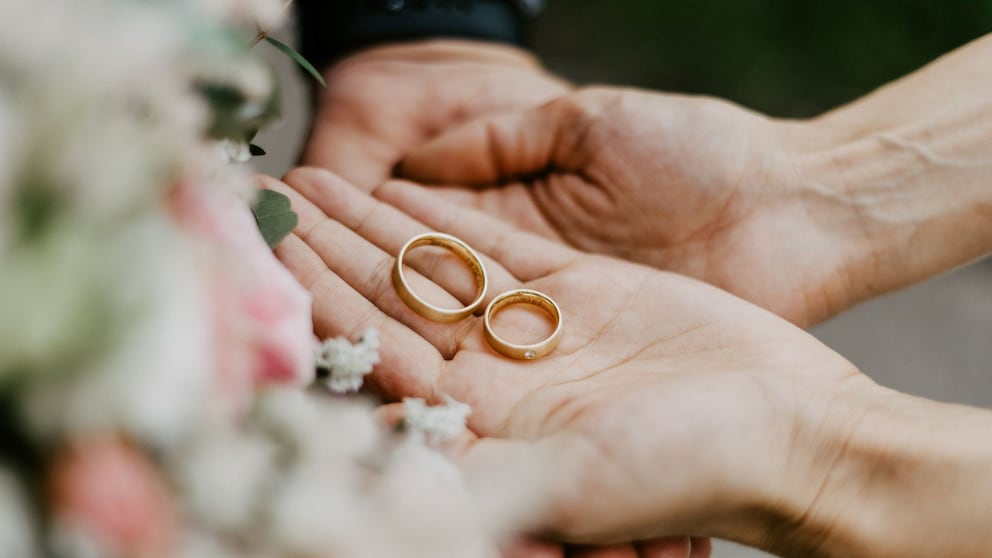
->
[[254, 4, 991, 556]]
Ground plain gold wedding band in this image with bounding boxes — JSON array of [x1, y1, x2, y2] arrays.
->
[[392, 232, 488, 322], [483, 289, 562, 360]]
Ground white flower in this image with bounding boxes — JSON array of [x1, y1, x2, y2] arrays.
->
[[268, 464, 362, 555], [0, 0, 213, 394], [403, 396, 472, 445], [253, 387, 315, 438], [199, 0, 289, 30], [173, 430, 277, 531], [254, 388, 380, 458], [317, 328, 381, 393], [174, 530, 244, 558], [15, 224, 212, 448], [360, 439, 492, 558], [215, 138, 253, 164], [0, 469, 36, 558]]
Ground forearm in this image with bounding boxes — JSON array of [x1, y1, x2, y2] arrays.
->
[[799, 33, 992, 302], [755, 382, 992, 557]]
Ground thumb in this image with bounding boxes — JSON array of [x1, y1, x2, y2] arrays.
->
[[399, 100, 566, 185]]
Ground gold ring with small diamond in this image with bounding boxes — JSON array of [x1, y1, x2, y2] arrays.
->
[[483, 288, 562, 360]]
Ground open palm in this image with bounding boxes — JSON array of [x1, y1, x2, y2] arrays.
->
[[261, 168, 862, 552]]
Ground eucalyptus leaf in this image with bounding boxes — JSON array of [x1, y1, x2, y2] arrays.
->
[[264, 36, 327, 88], [252, 189, 298, 248]]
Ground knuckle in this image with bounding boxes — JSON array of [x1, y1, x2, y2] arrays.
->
[[366, 257, 397, 306], [545, 88, 621, 132]]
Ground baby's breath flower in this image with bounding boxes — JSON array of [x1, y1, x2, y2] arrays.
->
[[173, 431, 277, 531], [317, 329, 381, 393], [199, 0, 289, 30], [215, 138, 252, 164], [403, 396, 472, 445]]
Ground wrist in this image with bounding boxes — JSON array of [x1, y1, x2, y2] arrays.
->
[[791, 35, 992, 308], [742, 378, 992, 557], [793, 104, 992, 310]]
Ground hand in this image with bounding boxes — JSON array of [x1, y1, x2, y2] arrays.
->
[[266, 167, 712, 556], [397, 87, 875, 327], [258, 168, 866, 554], [373, 405, 710, 558], [302, 39, 570, 190], [500, 537, 712, 558], [499, 540, 707, 558]]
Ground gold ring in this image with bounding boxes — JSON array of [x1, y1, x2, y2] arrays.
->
[[483, 289, 562, 360], [392, 232, 488, 322]]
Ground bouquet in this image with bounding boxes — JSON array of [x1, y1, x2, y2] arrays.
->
[[0, 1, 513, 556]]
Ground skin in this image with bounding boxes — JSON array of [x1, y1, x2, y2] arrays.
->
[[302, 38, 697, 558], [398, 34, 992, 327], [262, 168, 855, 550], [380, 400, 709, 558], [302, 40, 570, 191], [262, 168, 708, 558], [288, 31, 992, 558], [262, 168, 992, 557]]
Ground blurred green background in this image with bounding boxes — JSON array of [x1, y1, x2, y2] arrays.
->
[[532, 1, 992, 117]]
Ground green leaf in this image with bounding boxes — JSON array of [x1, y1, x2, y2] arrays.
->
[[15, 178, 61, 243], [264, 36, 327, 88], [249, 143, 266, 156], [252, 189, 298, 248]]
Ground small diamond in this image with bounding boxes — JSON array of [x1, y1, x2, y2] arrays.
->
[[524, 350, 537, 359]]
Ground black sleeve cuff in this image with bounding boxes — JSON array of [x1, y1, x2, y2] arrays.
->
[[296, 0, 528, 71]]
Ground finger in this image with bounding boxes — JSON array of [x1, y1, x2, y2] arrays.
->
[[457, 436, 598, 545], [274, 233, 442, 400], [412, 183, 565, 243], [399, 98, 568, 185], [273, 232, 371, 340], [302, 111, 399, 190], [374, 180, 579, 281], [688, 538, 711, 558], [257, 174, 338, 239], [375, 403, 477, 457], [271, 171, 465, 305], [500, 537, 564, 558], [285, 167, 523, 300], [272, 172, 561, 421], [373, 403, 407, 430], [566, 544, 638, 558], [264, 173, 453, 310], [304, 59, 569, 189], [459, 438, 696, 557], [271, 171, 487, 360], [636, 538, 691, 558]]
